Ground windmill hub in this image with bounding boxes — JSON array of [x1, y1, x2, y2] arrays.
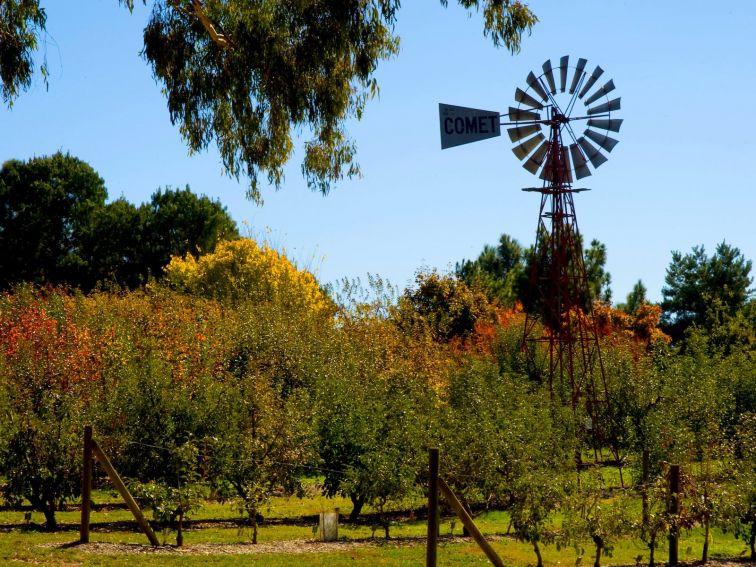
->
[[552, 112, 569, 124]]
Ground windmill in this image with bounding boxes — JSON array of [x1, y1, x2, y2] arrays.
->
[[440, 56, 622, 443]]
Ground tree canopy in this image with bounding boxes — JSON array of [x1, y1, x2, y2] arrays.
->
[[1, 1, 537, 201], [456, 233, 526, 308], [661, 242, 753, 342], [0, 153, 238, 290], [0, 152, 107, 287], [456, 232, 612, 310]]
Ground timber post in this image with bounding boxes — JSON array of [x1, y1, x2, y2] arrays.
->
[[79, 425, 93, 543], [426, 447, 439, 567], [668, 463, 681, 565]]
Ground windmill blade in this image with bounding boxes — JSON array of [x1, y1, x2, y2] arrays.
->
[[583, 79, 616, 106], [587, 97, 621, 115], [559, 55, 569, 92], [584, 129, 619, 153], [587, 118, 623, 132], [539, 153, 555, 181], [515, 88, 544, 110], [542, 59, 557, 94], [526, 71, 549, 102], [508, 107, 541, 121], [561, 146, 573, 183], [560, 146, 572, 183], [507, 124, 541, 142], [512, 133, 546, 160], [569, 143, 592, 179], [578, 65, 604, 99], [523, 140, 549, 174], [577, 136, 608, 168], [569, 58, 587, 94]]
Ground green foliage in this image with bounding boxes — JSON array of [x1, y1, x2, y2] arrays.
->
[[0, 0, 48, 105], [130, 442, 204, 546], [0, 152, 108, 289], [138, 186, 239, 281], [584, 239, 612, 304], [618, 280, 648, 314], [560, 471, 635, 567], [2, 2, 535, 199], [661, 242, 753, 342], [0, 154, 238, 290], [460, 232, 612, 317], [719, 413, 756, 560], [83, 197, 144, 289], [395, 270, 495, 342], [456, 234, 526, 307], [338, 375, 431, 538]]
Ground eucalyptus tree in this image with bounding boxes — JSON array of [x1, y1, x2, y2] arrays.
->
[[1, 1, 537, 201]]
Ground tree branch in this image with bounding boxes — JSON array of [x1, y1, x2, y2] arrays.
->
[[191, 0, 234, 49]]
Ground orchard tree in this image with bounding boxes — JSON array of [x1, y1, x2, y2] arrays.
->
[[1, 1, 537, 201], [661, 242, 753, 342]]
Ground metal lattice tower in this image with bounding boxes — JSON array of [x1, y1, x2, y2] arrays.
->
[[505, 56, 623, 441]]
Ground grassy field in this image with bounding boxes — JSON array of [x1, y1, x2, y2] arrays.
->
[[1, 487, 753, 566]]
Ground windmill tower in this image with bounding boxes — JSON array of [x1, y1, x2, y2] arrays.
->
[[506, 56, 622, 438], [438, 56, 623, 443]]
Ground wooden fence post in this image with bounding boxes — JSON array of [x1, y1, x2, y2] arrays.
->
[[438, 478, 505, 567], [79, 425, 93, 543], [668, 464, 680, 565], [427, 448, 439, 567], [91, 439, 160, 546]]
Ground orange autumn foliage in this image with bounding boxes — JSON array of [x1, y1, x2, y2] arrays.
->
[[592, 301, 670, 346], [459, 303, 527, 356], [0, 295, 102, 396]]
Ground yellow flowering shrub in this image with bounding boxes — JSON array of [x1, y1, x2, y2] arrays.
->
[[164, 238, 331, 313]]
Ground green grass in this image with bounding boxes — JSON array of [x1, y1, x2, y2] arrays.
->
[[1, 501, 752, 566], [1, 482, 752, 566]]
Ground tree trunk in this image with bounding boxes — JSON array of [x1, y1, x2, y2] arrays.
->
[[246, 502, 258, 544], [593, 535, 604, 567], [176, 510, 184, 547], [641, 449, 650, 551], [648, 533, 656, 567], [533, 540, 543, 567], [461, 498, 473, 536], [42, 505, 57, 531], [749, 526, 755, 560], [349, 494, 365, 522], [701, 514, 709, 563]]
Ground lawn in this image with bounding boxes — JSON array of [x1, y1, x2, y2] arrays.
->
[[1, 487, 752, 566]]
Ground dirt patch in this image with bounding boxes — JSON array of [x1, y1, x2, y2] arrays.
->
[[42, 536, 434, 556], [42, 538, 756, 565]]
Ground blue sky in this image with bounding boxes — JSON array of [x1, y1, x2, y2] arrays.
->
[[1, 1, 754, 303]]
